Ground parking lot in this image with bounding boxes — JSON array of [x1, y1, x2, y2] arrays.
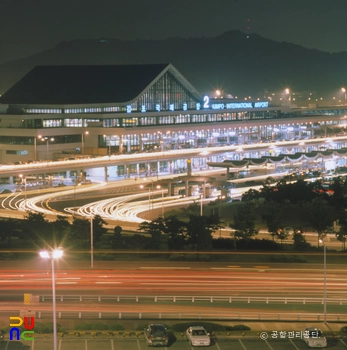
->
[[1, 335, 347, 350]]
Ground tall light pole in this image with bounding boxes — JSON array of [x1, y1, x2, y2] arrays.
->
[[342, 88, 347, 105], [140, 184, 151, 219], [40, 137, 54, 161], [19, 174, 26, 208], [319, 239, 327, 323], [81, 131, 89, 155], [39, 248, 63, 350], [90, 208, 94, 268]]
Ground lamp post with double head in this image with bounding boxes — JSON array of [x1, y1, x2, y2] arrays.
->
[[39, 248, 63, 350]]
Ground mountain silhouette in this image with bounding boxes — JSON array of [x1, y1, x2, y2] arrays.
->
[[1, 30, 346, 98]]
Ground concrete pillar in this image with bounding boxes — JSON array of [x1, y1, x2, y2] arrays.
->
[[139, 134, 143, 151], [187, 158, 192, 176], [126, 165, 130, 178], [119, 135, 124, 154], [104, 166, 108, 182]]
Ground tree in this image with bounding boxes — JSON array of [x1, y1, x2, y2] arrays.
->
[[91, 214, 107, 244], [336, 211, 347, 250], [0, 218, 21, 246], [262, 201, 283, 241], [230, 202, 258, 249], [49, 215, 71, 245], [70, 217, 90, 247], [292, 231, 311, 250], [22, 211, 48, 243], [185, 214, 218, 251], [308, 197, 332, 247], [111, 225, 123, 249]]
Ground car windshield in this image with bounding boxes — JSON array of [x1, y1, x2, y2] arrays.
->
[[150, 326, 166, 336], [192, 330, 207, 336]]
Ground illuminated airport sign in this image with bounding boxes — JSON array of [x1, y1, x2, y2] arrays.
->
[[202, 95, 269, 110]]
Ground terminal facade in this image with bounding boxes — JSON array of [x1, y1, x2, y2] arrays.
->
[[0, 63, 347, 177]]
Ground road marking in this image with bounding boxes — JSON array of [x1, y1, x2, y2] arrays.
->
[[340, 338, 347, 347], [289, 338, 300, 349], [95, 282, 122, 284], [111, 339, 114, 350], [139, 267, 190, 269], [214, 340, 221, 350], [58, 338, 62, 350], [255, 266, 270, 269], [265, 340, 274, 350], [238, 339, 247, 350], [137, 338, 142, 350], [56, 282, 77, 285], [85, 339, 88, 350]]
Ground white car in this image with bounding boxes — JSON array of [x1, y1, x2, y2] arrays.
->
[[186, 326, 210, 347], [303, 327, 327, 348]]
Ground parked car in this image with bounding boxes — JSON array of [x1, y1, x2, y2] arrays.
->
[[186, 326, 210, 347], [303, 327, 327, 348], [0, 189, 12, 194], [144, 324, 169, 347]]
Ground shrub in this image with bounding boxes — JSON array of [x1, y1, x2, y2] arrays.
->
[[91, 322, 108, 330], [232, 325, 251, 331], [169, 253, 185, 261], [136, 324, 170, 331], [198, 254, 211, 261], [75, 323, 93, 330], [185, 253, 197, 261], [107, 324, 125, 331], [269, 255, 307, 263], [171, 322, 228, 332], [95, 254, 115, 261], [35, 322, 64, 334]]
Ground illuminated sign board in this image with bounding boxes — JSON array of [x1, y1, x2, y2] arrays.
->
[[202, 96, 269, 110]]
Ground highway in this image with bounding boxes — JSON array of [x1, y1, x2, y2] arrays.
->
[[0, 263, 346, 299]]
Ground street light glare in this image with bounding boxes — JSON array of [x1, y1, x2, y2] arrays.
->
[[39, 251, 50, 258], [52, 249, 63, 259], [39, 249, 63, 259]]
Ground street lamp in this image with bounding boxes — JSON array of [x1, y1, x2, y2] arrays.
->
[[19, 174, 26, 208], [342, 88, 346, 105], [39, 248, 63, 350], [319, 239, 327, 323], [90, 208, 94, 268], [39, 136, 54, 161], [156, 184, 164, 217], [81, 131, 89, 155]]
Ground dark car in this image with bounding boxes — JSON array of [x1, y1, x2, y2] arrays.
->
[[0, 189, 12, 194], [144, 324, 169, 347]]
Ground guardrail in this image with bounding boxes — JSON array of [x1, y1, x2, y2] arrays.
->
[[39, 294, 347, 305], [33, 311, 347, 322]]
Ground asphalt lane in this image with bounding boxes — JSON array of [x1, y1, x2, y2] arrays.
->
[[2, 335, 347, 350]]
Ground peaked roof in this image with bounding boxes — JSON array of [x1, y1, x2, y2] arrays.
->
[[0, 63, 200, 105]]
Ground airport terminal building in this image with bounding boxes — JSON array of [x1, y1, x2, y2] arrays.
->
[[0, 63, 347, 174]]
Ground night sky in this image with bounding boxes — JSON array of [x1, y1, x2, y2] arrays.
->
[[1, 0, 347, 65]]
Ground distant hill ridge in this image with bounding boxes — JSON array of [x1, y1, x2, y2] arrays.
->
[[0, 30, 346, 97]]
